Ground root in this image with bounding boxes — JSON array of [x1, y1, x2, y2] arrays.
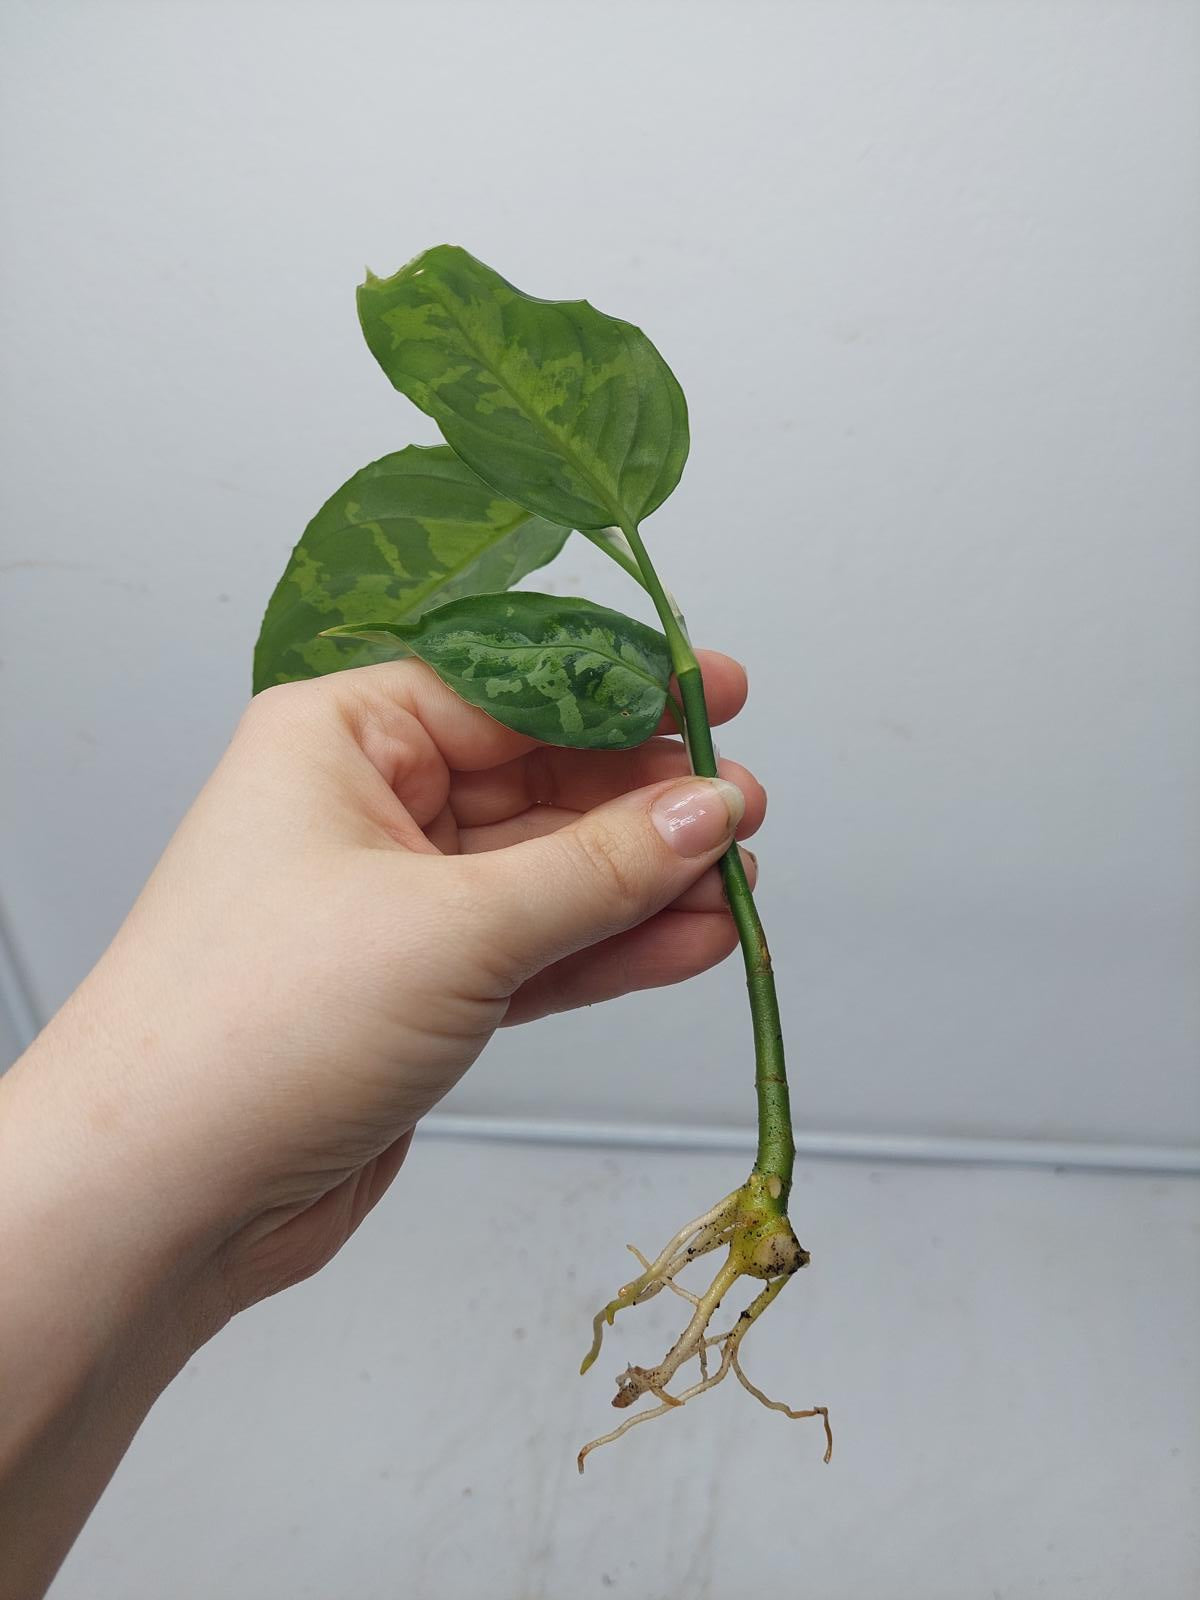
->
[[732, 1350, 833, 1464], [578, 1227, 831, 1473], [627, 1245, 702, 1307], [579, 1189, 740, 1377]]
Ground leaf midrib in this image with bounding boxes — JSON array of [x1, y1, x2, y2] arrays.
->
[[419, 277, 625, 528], [408, 631, 667, 690]]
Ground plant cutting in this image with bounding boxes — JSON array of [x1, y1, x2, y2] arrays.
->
[[254, 246, 831, 1472]]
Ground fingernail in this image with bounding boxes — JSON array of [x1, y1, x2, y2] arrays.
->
[[651, 778, 745, 857]]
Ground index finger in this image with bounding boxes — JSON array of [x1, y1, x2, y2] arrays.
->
[[658, 650, 748, 737], [334, 648, 749, 778]]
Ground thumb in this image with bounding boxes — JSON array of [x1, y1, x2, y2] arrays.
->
[[464, 776, 746, 981]]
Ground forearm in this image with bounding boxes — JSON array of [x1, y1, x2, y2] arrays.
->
[[0, 996, 222, 1599], [0, 1294, 185, 1600]]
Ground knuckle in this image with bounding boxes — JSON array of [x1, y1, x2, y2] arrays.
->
[[247, 678, 318, 716], [239, 679, 318, 735], [572, 821, 644, 912]]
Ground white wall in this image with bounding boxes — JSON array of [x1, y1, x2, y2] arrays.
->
[[2, 0, 1198, 1146]]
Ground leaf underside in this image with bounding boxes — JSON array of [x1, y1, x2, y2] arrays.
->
[[357, 245, 689, 533], [328, 591, 671, 750], [252, 444, 569, 692]]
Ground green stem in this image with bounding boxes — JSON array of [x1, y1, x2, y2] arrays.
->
[[619, 522, 794, 1192]]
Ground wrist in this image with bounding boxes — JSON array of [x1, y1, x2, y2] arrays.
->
[[0, 983, 233, 1410], [0, 998, 229, 1595]]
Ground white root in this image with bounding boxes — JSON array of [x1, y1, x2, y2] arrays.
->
[[626, 1245, 702, 1307], [580, 1191, 740, 1375], [732, 1350, 833, 1464], [577, 1268, 831, 1472]]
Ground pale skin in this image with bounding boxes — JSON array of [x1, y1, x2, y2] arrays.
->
[[0, 650, 764, 1599]]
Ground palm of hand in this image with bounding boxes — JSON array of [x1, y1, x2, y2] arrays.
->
[[191, 653, 761, 1314]]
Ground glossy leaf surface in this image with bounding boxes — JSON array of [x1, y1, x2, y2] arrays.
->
[[253, 445, 569, 691], [326, 591, 671, 749], [357, 246, 689, 533]]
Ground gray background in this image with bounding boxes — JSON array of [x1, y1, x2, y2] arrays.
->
[[1, 2, 1197, 1596]]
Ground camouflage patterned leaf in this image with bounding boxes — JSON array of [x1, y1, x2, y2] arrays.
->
[[357, 246, 689, 534], [252, 445, 569, 692], [325, 592, 670, 750]]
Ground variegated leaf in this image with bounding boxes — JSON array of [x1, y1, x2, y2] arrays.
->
[[325, 592, 670, 750], [356, 246, 689, 533], [253, 444, 569, 692]]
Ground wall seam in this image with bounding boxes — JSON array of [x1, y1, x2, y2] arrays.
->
[[420, 1113, 1200, 1176], [4, 925, 1195, 1175]]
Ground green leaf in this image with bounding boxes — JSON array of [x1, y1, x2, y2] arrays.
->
[[326, 592, 671, 750], [252, 444, 569, 692], [357, 246, 689, 534]]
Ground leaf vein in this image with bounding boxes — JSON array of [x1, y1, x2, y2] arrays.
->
[[419, 277, 623, 527]]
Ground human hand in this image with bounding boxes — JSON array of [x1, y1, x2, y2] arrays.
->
[[0, 650, 766, 1593], [4, 652, 764, 1332]]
